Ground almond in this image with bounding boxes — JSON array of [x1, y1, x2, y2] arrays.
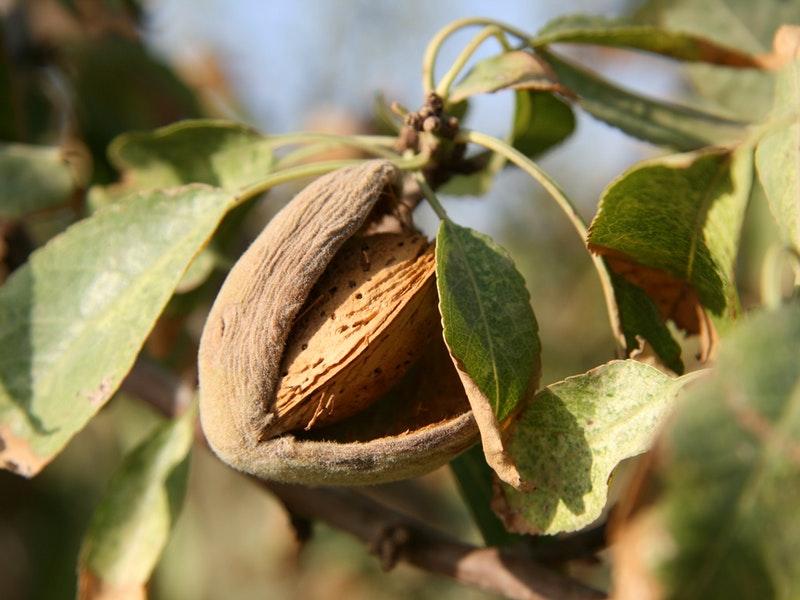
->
[[198, 160, 477, 485], [270, 231, 438, 435]]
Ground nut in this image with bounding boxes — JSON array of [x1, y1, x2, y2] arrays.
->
[[270, 230, 439, 436], [198, 160, 477, 485]]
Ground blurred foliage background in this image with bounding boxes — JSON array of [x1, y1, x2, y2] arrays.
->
[[0, 1, 776, 598]]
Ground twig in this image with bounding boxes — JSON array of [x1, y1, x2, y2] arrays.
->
[[122, 360, 608, 600], [264, 482, 606, 600]]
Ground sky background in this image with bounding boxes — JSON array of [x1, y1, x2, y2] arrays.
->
[[143, 0, 680, 238], [139, 0, 691, 384]]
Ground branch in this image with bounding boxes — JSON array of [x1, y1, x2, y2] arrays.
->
[[264, 481, 605, 600], [123, 359, 607, 600]]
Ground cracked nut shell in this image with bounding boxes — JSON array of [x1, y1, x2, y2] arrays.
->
[[198, 160, 477, 485]]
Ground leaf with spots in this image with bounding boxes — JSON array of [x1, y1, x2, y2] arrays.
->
[[78, 404, 195, 599], [436, 220, 541, 488], [493, 360, 681, 535], [0, 185, 234, 476], [588, 146, 753, 361]]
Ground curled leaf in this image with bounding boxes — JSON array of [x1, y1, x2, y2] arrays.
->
[[91, 119, 276, 206], [449, 51, 561, 103], [588, 147, 753, 360], [533, 14, 760, 67], [436, 220, 541, 488], [0, 185, 233, 476]]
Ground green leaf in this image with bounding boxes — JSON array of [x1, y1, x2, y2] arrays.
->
[[440, 91, 574, 198], [436, 220, 540, 487], [634, 0, 800, 121], [654, 302, 800, 599], [372, 92, 403, 134], [512, 91, 576, 158], [0, 143, 81, 218], [588, 147, 752, 344], [609, 268, 684, 374], [533, 14, 759, 66], [438, 166, 495, 197], [69, 37, 202, 183], [98, 119, 276, 201], [450, 445, 524, 547], [538, 49, 746, 150], [493, 360, 681, 535], [174, 247, 218, 294], [449, 51, 560, 103], [0, 185, 234, 476], [755, 59, 800, 253], [78, 405, 195, 598]]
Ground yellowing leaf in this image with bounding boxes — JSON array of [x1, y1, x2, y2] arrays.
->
[[0, 185, 233, 476]]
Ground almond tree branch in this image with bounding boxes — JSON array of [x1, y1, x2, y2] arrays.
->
[[124, 359, 607, 600]]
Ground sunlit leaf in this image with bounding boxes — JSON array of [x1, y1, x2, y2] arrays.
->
[[588, 147, 753, 357], [436, 220, 540, 487], [0, 185, 233, 476], [449, 51, 560, 103], [533, 14, 759, 66], [493, 360, 681, 535], [539, 49, 746, 150], [78, 405, 195, 600], [755, 59, 800, 252]]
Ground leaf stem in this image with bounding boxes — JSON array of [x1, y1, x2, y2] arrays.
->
[[422, 18, 532, 96], [268, 132, 401, 160], [235, 152, 430, 208], [414, 171, 449, 220], [435, 25, 504, 100], [458, 128, 625, 350]]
